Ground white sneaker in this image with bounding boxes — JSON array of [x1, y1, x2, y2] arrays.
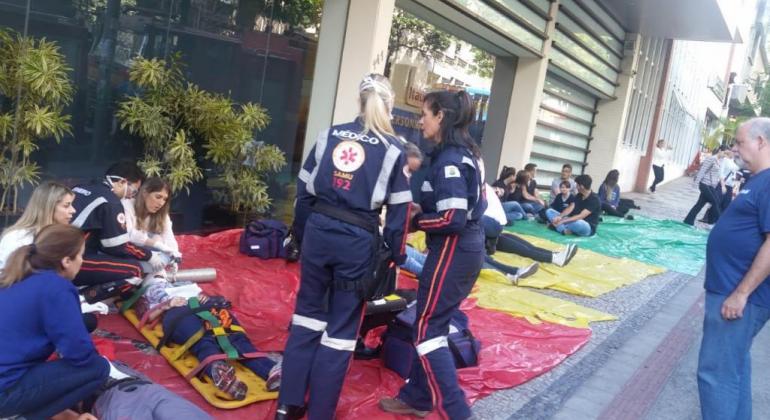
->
[[506, 262, 539, 285], [552, 244, 578, 267]]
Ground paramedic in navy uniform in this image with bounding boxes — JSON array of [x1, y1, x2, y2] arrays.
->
[[275, 74, 412, 420], [380, 90, 487, 419]]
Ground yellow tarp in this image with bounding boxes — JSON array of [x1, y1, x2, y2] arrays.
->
[[409, 231, 664, 297], [471, 269, 616, 328], [491, 234, 666, 297]]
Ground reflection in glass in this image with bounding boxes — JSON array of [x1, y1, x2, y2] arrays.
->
[[0, 0, 323, 231]]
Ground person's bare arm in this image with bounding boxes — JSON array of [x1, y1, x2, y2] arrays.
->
[[722, 235, 770, 320]]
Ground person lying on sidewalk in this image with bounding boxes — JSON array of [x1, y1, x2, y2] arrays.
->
[[544, 174, 601, 237], [133, 277, 282, 400]]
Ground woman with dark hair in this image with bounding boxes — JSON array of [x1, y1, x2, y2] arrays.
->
[[380, 90, 485, 419], [493, 166, 526, 224], [0, 224, 110, 419], [511, 170, 543, 216], [598, 170, 637, 219]]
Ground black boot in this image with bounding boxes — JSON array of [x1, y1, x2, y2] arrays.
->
[[275, 404, 306, 420], [485, 237, 498, 255], [284, 230, 301, 263]]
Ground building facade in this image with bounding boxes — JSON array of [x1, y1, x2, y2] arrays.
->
[[0, 0, 743, 230]]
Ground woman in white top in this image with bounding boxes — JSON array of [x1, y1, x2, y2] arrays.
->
[[0, 182, 76, 269], [122, 177, 180, 277], [650, 139, 672, 193]]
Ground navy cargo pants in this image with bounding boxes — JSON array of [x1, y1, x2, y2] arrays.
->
[[278, 213, 373, 419], [397, 224, 484, 419]]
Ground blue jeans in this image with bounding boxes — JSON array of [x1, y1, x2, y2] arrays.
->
[[520, 202, 544, 215], [545, 209, 592, 236], [0, 358, 109, 418], [480, 215, 503, 239], [501, 201, 525, 223], [401, 246, 428, 276], [698, 292, 770, 420]]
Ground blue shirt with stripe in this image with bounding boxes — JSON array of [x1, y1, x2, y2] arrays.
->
[[416, 144, 487, 235], [294, 120, 412, 264]]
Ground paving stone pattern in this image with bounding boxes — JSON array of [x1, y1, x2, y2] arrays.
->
[[471, 174, 758, 420]]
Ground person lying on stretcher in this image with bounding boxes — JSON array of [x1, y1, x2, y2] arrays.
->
[[133, 277, 282, 400]]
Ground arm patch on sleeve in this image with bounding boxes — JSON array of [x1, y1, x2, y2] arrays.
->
[[444, 165, 461, 179]]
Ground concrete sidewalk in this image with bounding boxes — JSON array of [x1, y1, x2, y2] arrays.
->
[[472, 175, 770, 419]]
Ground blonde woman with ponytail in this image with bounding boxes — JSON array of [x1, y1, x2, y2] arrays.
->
[[277, 74, 414, 420], [0, 181, 76, 269], [0, 224, 109, 420]]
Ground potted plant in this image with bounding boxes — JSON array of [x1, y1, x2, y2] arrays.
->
[[0, 29, 73, 218], [116, 54, 286, 225]]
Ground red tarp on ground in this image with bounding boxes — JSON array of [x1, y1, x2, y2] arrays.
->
[[98, 229, 591, 419]]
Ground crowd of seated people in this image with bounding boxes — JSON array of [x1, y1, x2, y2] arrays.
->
[[494, 162, 642, 238]]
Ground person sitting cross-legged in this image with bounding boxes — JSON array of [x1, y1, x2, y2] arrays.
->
[[544, 174, 601, 237]]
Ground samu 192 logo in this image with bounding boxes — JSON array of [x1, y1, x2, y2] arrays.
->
[[332, 141, 365, 173]]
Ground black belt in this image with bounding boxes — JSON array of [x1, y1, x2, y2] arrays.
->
[[312, 202, 377, 233]]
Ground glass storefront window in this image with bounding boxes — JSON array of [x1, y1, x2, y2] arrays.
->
[[554, 29, 618, 82], [576, 0, 626, 42], [491, 0, 548, 34], [386, 8, 494, 199], [556, 12, 621, 68], [544, 75, 597, 108], [550, 49, 616, 96], [535, 124, 590, 150], [531, 141, 587, 164], [452, 0, 544, 52], [541, 92, 595, 122], [0, 0, 323, 231], [560, 0, 623, 55], [537, 108, 592, 136]]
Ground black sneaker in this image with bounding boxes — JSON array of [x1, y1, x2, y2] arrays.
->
[[284, 232, 300, 263], [275, 404, 307, 420]]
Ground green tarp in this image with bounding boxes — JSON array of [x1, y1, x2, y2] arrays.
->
[[505, 215, 709, 276]]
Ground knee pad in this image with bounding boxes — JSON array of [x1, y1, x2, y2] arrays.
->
[[81, 279, 137, 304]]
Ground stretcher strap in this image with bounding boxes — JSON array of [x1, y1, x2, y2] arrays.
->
[[184, 351, 271, 381], [190, 298, 240, 360], [119, 284, 148, 314], [171, 328, 205, 361]]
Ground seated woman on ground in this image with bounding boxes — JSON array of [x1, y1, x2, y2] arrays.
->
[[0, 181, 76, 269], [0, 182, 102, 330], [122, 177, 180, 279], [598, 170, 638, 220], [512, 170, 545, 216], [0, 224, 128, 420], [492, 166, 526, 224]]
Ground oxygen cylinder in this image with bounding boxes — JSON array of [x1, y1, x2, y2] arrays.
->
[[173, 268, 217, 283]]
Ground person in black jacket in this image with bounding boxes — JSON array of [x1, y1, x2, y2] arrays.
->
[[71, 162, 165, 300]]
